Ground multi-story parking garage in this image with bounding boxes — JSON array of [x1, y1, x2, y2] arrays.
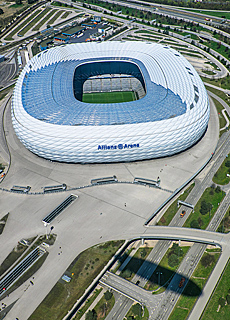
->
[[11, 41, 210, 163]]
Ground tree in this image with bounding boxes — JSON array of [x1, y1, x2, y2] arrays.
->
[[0, 8, 3, 14], [201, 254, 215, 268], [218, 297, 226, 307], [209, 189, 214, 195], [200, 200, 208, 215], [122, 269, 132, 279], [132, 303, 142, 316], [215, 186, 221, 193], [200, 200, 212, 215], [225, 160, 230, 168], [104, 290, 113, 301], [190, 219, 200, 229], [15, 0, 22, 4], [168, 253, 179, 267], [140, 248, 147, 258], [85, 309, 97, 320], [198, 217, 203, 227], [171, 243, 183, 257], [226, 294, 230, 304]]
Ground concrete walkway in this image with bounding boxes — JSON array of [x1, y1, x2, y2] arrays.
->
[[79, 287, 106, 320], [220, 109, 229, 131]]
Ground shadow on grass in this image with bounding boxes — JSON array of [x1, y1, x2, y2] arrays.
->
[[117, 253, 201, 297]]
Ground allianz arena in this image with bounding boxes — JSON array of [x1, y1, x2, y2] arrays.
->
[[11, 41, 210, 163]]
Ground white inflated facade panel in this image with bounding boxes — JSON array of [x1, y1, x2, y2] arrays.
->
[[12, 41, 210, 163]]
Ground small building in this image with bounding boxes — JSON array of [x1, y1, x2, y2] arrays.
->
[[62, 26, 85, 37], [82, 22, 97, 29], [40, 39, 53, 51], [53, 33, 69, 44], [0, 54, 4, 63], [92, 16, 101, 23], [40, 26, 54, 37], [98, 28, 105, 34]]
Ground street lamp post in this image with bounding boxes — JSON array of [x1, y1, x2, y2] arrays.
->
[[156, 272, 163, 286]]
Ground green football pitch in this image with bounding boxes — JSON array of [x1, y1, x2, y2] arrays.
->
[[82, 91, 137, 104]]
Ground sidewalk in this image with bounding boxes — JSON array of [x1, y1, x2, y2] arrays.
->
[[79, 286, 106, 320]]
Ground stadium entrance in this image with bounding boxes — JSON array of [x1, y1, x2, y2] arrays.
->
[[73, 60, 146, 104]]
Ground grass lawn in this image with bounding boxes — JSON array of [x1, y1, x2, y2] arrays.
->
[[203, 70, 216, 75], [93, 293, 115, 319], [32, 9, 57, 31], [169, 250, 221, 320], [52, 1, 74, 9], [125, 304, 149, 320], [19, 8, 51, 36], [61, 11, 72, 19], [48, 10, 65, 25], [4, 9, 41, 40], [180, 9, 230, 20], [0, 243, 27, 276], [202, 75, 230, 90], [157, 183, 194, 226], [112, 247, 134, 273], [205, 40, 230, 61], [82, 91, 136, 104], [29, 240, 124, 320], [205, 87, 230, 108], [73, 288, 102, 320], [120, 247, 152, 280], [145, 245, 190, 291], [213, 153, 230, 185], [0, 84, 15, 100], [201, 259, 230, 320], [183, 187, 225, 230], [217, 210, 230, 233], [212, 97, 229, 131], [120, 247, 153, 280]]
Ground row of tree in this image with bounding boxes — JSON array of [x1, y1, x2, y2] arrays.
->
[[85, 291, 113, 320], [142, 0, 230, 11]]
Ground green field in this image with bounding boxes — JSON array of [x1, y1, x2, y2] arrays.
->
[[82, 91, 136, 104], [181, 9, 230, 20], [169, 249, 221, 320], [29, 240, 124, 320], [201, 259, 230, 320]]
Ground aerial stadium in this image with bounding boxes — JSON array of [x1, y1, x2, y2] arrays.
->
[[11, 41, 210, 163]]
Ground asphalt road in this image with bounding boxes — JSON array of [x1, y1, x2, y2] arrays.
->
[[151, 190, 230, 320], [106, 295, 133, 320], [101, 124, 230, 319], [0, 52, 17, 88], [0, 5, 229, 319], [109, 0, 230, 28]]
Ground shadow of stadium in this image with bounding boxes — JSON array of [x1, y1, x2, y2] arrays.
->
[[117, 253, 202, 297]]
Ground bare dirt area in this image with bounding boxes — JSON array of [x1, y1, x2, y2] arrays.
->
[[0, 0, 27, 28]]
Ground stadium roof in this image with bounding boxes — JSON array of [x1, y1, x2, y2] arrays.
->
[[14, 41, 207, 127]]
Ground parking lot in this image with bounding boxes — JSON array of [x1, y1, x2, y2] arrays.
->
[[69, 22, 105, 43]]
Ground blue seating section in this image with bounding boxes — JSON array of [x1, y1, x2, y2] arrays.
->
[[21, 57, 186, 126]]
